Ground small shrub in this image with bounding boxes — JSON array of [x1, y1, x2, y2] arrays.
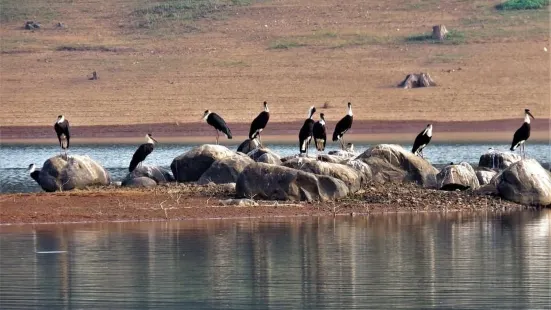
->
[[268, 40, 306, 50], [405, 30, 466, 45], [496, 0, 549, 10]]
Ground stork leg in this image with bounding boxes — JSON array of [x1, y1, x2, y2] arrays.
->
[[215, 130, 219, 145], [258, 133, 263, 148]]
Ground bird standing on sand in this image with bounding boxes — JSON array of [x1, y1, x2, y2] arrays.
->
[[332, 102, 353, 150], [54, 115, 70, 157], [299, 106, 316, 155], [129, 133, 158, 172], [412, 124, 433, 158], [202, 110, 233, 145], [510, 109, 535, 158], [313, 113, 327, 152], [249, 101, 270, 147]]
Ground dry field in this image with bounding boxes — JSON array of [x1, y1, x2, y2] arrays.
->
[[0, 0, 549, 139]]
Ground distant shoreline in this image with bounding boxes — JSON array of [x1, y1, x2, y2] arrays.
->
[[1, 119, 549, 145]]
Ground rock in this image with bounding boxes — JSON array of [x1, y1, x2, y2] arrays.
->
[[398, 73, 436, 89], [24, 21, 40, 30], [357, 144, 438, 188], [236, 162, 349, 201], [122, 177, 157, 188], [170, 144, 234, 182], [327, 149, 356, 159], [316, 154, 348, 164], [496, 159, 551, 206], [122, 165, 174, 187], [198, 154, 254, 185], [478, 150, 521, 169], [257, 153, 282, 165], [432, 25, 448, 41], [282, 157, 365, 193], [248, 147, 281, 162], [476, 169, 497, 186], [237, 139, 259, 154], [437, 162, 480, 191], [37, 154, 111, 192], [220, 198, 259, 207], [346, 159, 373, 181]]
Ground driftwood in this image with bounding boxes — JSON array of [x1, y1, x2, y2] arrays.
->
[[398, 73, 436, 89], [432, 25, 448, 41]]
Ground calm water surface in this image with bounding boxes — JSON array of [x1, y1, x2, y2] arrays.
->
[[0, 211, 550, 309], [1, 142, 550, 193]]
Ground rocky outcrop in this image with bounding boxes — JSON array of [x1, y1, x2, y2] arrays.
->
[[247, 147, 281, 164], [236, 162, 349, 201], [122, 165, 174, 187], [198, 154, 254, 185], [37, 155, 111, 192], [437, 162, 480, 191], [357, 144, 438, 188], [237, 139, 259, 154], [496, 159, 551, 206], [478, 150, 521, 169], [282, 157, 366, 193], [170, 144, 234, 182], [475, 168, 498, 186]]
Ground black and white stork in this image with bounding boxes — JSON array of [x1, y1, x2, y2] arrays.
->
[[313, 113, 327, 152], [27, 163, 40, 183], [129, 133, 158, 172], [332, 102, 353, 150], [202, 110, 233, 145], [54, 115, 70, 156], [412, 124, 433, 158], [249, 101, 270, 147], [510, 109, 535, 158], [299, 106, 316, 155]]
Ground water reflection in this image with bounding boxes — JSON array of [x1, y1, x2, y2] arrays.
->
[[0, 211, 549, 309]]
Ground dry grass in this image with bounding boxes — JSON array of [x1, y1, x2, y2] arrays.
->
[[0, 0, 549, 127]]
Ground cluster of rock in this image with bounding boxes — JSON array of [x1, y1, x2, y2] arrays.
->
[[30, 141, 551, 206]]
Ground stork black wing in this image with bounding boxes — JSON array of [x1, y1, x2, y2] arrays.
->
[[129, 143, 154, 172], [249, 111, 270, 139], [313, 121, 326, 151], [299, 119, 315, 153], [208, 113, 233, 139], [412, 130, 431, 154], [54, 120, 70, 149], [510, 123, 530, 151], [332, 115, 352, 141]]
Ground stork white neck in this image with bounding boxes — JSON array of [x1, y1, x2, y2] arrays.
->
[[203, 112, 211, 121], [28, 164, 36, 173], [308, 106, 315, 119], [423, 125, 433, 137], [347, 104, 353, 116], [524, 113, 531, 124], [264, 104, 269, 113], [319, 119, 326, 126], [57, 116, 65, 124], [146, 135, 155, 144]]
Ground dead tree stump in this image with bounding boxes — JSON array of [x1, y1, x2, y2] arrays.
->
[[398, 73, 436, 89], [89, 71, 98, 80], [432, 25, 448, 41]]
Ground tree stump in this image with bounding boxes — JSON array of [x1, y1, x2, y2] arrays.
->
[[398, 73, 436, 89], [89, 71, 98, 80], [432, 25, 448, 41]]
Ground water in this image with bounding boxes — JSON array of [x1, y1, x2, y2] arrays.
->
[[0, 211, 549, 309], [1, 142, 550, 193]]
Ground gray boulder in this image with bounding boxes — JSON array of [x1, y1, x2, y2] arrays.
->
[[122, 165, 174, 187], [257, 153, 282, 165], [346, 159, 373, 182], [237, 139, 259, 154], [327, 149, 356, 159], [198, 154, 254, 185], [248, 147, 281, 162], [496, 159, 551, 206], [357, 144, 438, 188], [236, 162, 349, 201], [282, 157, 365, 193], [316, 154, 349, 164], [170, 144, 234, 182], [37, 154, 111, 192], [476, 168, 498, 186], [479, 150, 521, 169], [437, 162, 480, 191], [122, 177, 157, 188]]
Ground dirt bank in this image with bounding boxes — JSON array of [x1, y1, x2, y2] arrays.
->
[[0, 183, 528, 225]]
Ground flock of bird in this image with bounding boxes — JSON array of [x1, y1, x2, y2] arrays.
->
[[33, 104, 535, 176]]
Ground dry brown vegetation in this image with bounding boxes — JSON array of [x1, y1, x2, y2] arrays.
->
[[0, 0, 549, 129]]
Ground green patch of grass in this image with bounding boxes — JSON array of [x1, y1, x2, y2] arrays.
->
[[405, 30, 466, 45], [0, 0, 61, 23], [268, 40, 307, 50], [56, 45, 135, 52], [496, 0, 549, 10], [331, 33, 393, 48], [427, 53, 464, 64]]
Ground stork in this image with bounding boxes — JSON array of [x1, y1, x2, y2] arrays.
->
[[412, 124, 433, 158], [54, 115, 70, 157], [510, 109, 535, 158], [129, 133, 158, 172], [27, 164, 40, 183], [249, 101, 270, 147], [332, 102, 353, 150], [202, 110, 233, 145], [313, 113, 327, 152], [299, 106, 316, 155]]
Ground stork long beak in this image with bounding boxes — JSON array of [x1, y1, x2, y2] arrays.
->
[[527, 111, 535, 119], [151, 137, 159, 143]]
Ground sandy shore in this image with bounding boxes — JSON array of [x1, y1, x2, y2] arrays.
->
[[1, 119, 549, 144], [0, 183, 529, 225]]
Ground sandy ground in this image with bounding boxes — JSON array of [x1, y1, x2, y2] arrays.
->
[[0, 183, 530, 225]]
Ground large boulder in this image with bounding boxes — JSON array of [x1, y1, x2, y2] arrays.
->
[[248, 147, 281, 162], [170, 144, 234, 182], [496, 159, 551, 206], [437, 162, 480, 191], [282, 157, 365, 193], [257, 153, 282, 165], [236, 162, 349, 201], [357, 144, 438, 188], [346, 159, 373, 182], [198, 154, 254, 185], [237, 139, 259, 154], [475, 168, 498, 186], [122, 165, 174, 187], [37, 154, 111, 192], [479, 150, 521, 169]]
